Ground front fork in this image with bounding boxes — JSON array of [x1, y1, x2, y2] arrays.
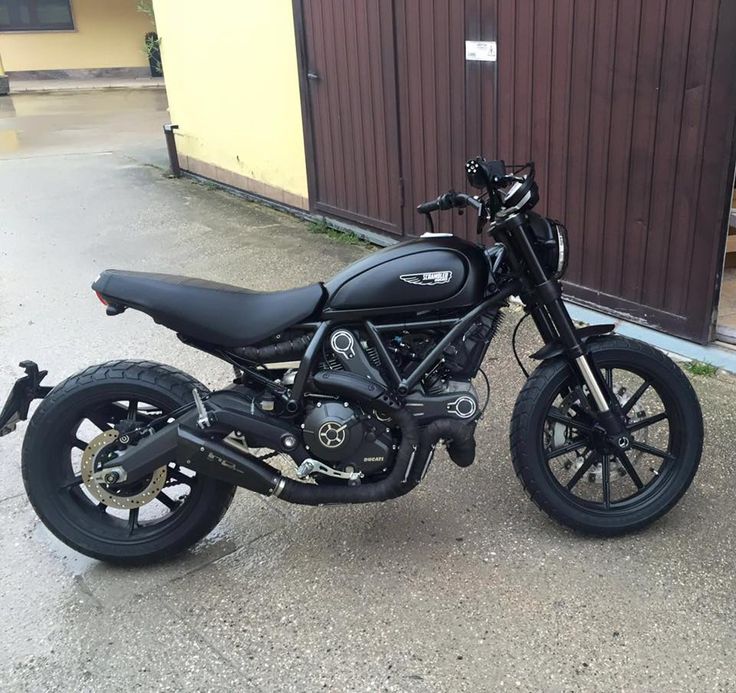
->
[[506, 218, 629, 446], [529, 296, 629, 443], [530, 298, 630, 438]]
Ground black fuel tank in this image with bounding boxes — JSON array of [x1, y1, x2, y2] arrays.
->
[[323, 235, 489, 314]]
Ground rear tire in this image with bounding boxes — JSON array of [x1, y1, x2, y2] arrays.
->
[[22, 360, 236, 564], [510, 336, 703, 536]]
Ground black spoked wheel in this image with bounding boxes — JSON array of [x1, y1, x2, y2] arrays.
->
[[23, 361, 236, 564], [64, 396, 199, 537], [510, 336, 703, 535]]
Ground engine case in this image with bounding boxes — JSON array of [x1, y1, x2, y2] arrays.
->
[[301, 401, 395, 476], [405, 380, 481, 422]]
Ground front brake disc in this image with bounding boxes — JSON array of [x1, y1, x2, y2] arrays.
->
[[548, 385, 649, 485]]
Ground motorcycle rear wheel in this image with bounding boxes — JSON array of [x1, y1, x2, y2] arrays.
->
[[22, 361, 236, 564], [510, 336, 703, 536]]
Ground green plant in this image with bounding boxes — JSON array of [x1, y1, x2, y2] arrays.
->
[[684, 360, 717, 377], [137, 1, 162, 75], [308, 221, 371, 247]]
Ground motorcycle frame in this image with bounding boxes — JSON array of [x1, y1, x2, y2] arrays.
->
[[287, 280, 521, 404], [179, 280, 518, 417], [191, 213, 621, 444], [190, 209, 620, 439]]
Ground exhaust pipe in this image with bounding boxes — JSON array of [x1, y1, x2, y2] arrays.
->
[[176, 407, 420, 505], [276, 407, 419, 505], [421, 419, 476, 468], [109, 372, 466, 506]]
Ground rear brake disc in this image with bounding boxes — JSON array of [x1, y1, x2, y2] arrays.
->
[[81, 429, 167, 509]]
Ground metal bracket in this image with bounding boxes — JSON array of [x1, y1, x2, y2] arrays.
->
[[0, 361, 53, 437], [192, 388, 212, 428], [296, 458, 363, 483]]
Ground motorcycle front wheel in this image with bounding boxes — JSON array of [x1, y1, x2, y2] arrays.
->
[[22, 361, 236, 564], [510, 336, 703, 536]]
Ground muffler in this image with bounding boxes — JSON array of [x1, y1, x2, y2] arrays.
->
[[178, 427, 282, 494]]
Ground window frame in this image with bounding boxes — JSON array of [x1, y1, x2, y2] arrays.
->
[[0, 0, 75, 33]]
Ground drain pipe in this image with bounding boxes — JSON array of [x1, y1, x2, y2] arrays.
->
[[0, 52, 9, 96], [163, 123, 180, 177]]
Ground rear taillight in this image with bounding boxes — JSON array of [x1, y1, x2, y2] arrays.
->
[[95, 291, 108, 306]]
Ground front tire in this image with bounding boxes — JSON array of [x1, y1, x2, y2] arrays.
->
[[510, 336, 703, 536], [22, 361, 236, 564]]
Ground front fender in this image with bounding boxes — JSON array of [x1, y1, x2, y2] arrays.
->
[[530, 324, 616, 361]]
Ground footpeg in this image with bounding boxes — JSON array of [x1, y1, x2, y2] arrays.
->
[[296, 458, 363, 484]]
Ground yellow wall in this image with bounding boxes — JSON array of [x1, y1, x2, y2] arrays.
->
[[152, 0, 309, 206], [0, 0, 152, 72]]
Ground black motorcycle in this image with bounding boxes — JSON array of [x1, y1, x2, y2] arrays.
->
[[0, 158, 703, 564]]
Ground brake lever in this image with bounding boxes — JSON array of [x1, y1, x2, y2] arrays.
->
[[462, 195, 488, 235]]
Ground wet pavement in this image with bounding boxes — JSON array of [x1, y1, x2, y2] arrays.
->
[[1, 90, 736, 691], [8, 77, 166, 95]]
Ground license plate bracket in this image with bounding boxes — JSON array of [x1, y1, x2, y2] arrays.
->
[[0, 361, 53, 437]]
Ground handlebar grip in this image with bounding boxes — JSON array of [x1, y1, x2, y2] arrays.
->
[[417, 199, 440, 214], [417, 192, 457, 215]]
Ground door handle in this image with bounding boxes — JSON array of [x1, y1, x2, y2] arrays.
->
[[307, 71, 320, 81]]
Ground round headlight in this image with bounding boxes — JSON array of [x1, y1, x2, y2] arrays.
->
[[525, 214, 569, 280], [552, 222, 569, 279]]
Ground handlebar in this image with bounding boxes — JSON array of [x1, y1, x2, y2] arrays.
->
[[416, 192, 483, 215], [416, 160, 537, 236]]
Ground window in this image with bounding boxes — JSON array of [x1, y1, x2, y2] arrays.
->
[[0, 0, 74, 32]]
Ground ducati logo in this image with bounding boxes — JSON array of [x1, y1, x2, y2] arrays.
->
[[399, 270, 453, 286]]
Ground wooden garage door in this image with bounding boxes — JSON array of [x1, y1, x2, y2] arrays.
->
[[296, 0, 736, 342], [298, 0, 403, 236]]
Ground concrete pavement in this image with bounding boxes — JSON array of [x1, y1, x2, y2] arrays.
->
[[1, 90, 736, 692]]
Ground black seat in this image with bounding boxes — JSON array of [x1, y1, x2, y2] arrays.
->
[[92, 270, 325, 347]]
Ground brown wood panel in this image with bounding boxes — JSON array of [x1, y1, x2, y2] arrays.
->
[[397, 0, 492, 240], [641, 0, 696, 310], [599, 0, 642, 297], [545, 0, 574, 225], [663, 0, 718, 316], [478, 0, 735, 341], [616, 0, 667, 302], [562, 0, 596, 282], [296, 0, 736, 341], [530, 0, 554, 210], [580, 0, 617, 290], [683, 0, 736, 341], [298, 0, 402, 235]]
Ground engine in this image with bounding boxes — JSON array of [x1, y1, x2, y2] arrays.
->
[[301, 401, 395, 476], [294, 317, 496, 476]]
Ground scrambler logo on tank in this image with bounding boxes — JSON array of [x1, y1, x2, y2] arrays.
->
[[399, 270, 453, 286]]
